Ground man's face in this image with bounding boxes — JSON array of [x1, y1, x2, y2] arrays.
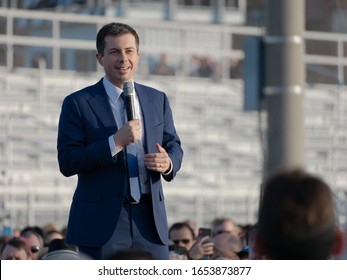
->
[[214, 221, 241, 236], [1, 245, 31, 260], [96, 33, 140, 88], [22, 234, 42, 259], [169, 227, 195, 250]]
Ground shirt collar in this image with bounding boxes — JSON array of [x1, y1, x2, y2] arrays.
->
[[102, 76, 122, 103]]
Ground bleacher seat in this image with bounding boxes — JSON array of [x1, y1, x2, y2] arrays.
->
[[1, 69, 347, 229]]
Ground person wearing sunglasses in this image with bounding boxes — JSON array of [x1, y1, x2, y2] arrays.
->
[[20, 227, 44, 260], [169, 222, 214, 259], [168, 222, 196, 251]]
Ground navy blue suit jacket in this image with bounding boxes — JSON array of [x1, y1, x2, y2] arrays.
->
[[57, 78, 183, 247]]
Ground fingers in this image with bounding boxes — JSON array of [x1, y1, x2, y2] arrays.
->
[[144, 144, 170, 173], [144, 155, 169, 172], [114, 120, 141, 146], [200, 237, 214, 256], [127, 120, 141, 142], [156, 143, 165, 153]]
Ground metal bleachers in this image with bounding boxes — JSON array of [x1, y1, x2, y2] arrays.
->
[[0, 69, 261, 228], [1, 6, 347, 230], [1, 68, 347, 229]]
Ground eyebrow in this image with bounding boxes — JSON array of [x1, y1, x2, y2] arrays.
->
[[108, 47, 135, 52]]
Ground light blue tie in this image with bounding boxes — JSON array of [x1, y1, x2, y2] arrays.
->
[[125, 145, 141, 203], [121, 92, 141, 203]]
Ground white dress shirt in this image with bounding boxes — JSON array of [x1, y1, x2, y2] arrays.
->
[[103, 77, 150, 194]]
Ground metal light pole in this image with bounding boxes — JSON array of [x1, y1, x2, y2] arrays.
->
[[264, 0, 306, 175]]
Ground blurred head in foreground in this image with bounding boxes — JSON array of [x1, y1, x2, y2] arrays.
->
[[256, 168, 344, 260]]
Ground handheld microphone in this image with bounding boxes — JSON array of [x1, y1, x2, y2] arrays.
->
[[123, 82, 135, 121]]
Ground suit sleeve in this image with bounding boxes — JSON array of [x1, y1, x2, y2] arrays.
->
[[161, 94, 183, 182], [57, 95, 114, 177]]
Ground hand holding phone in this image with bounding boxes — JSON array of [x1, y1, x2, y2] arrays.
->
[[198, 227, 212, 240], [197, 227, 212, 260]]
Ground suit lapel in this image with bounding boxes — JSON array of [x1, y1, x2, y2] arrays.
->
[[87, 79, 118, 135], [135, 83, 154, 153]]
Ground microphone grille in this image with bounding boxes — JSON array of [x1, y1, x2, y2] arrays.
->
[[123, 82, 133, 95]]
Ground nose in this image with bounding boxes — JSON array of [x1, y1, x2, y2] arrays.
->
[[119, 50, 128, 62]]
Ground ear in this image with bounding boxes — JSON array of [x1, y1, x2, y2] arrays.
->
[[96, 52, 103, 66], [331, 228, 344, 257]]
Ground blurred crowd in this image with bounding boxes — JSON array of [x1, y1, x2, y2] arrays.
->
[[0, 223, 83, 260], [0, 217, 255, 260], [1, 215, 345, 260], [1, 169, 346, 260], [148, 53, 242, 79]]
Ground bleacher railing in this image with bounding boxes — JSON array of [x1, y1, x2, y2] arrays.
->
[[1, 7, 347, 230], [1, 7, 347, 83]]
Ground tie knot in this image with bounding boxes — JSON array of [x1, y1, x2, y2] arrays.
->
[[119, 92, 125, 109]]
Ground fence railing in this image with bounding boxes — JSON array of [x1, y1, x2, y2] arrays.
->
[[1, 7, 347, 230], [1, 7, 347, 84], [0, 7, 256, 77]]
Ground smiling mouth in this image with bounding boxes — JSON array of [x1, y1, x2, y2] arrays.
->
[[117, 66, 130, 71]]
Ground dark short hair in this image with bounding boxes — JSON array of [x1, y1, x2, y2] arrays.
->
[[96, 22, 140, 55], [20, 227, 44, 247], [0, 237, 32, 258], [258, 169, 337, 260], [168, 222, 195, 240]]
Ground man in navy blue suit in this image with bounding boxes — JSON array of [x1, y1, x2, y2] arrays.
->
[[57, 22, 183, 260]]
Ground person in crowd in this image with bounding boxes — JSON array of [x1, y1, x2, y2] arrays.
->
[[211, 250, 240, 260], [0, 236, 10, 260], [211, 232, 243, 260], [41, 223, 63, 245], [57, 22, 183, 260], [229, 58, 241, 79], [36, 247, 49, 260], [183, 219, 197, 238], [198, 56, 214, 78], [45, 230, 64, 246], [20, 226, 45, 242], [168, 244, 189, 260], [0, 237, 33, 260], [188, 235, 214, 260], [189, 55, 201, 77], [236, 247, 249, 260], [211, 217, 242, 237], [168, 222, 214, 260], [42, 222, 58, 235], [169, 222, 196, 251], [237, 224, 251, 249], [151, 53, 175, 76], [20, 227, 45, 259], [44, 238, 82, 260], [256, 168, 344, 260]]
